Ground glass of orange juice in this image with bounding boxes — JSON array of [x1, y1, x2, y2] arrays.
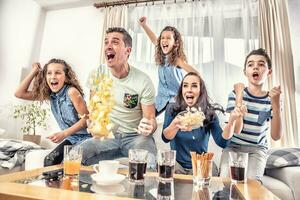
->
[[63, 145, 82, 179]]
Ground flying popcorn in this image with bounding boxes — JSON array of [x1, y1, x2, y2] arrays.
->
[[86, 72, 115, 139]]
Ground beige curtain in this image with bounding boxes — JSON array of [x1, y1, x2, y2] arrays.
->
[[99, 6, 128, 63], [258, 0, 298, 147]]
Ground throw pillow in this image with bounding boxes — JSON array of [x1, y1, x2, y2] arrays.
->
[[266, 147, 300, 169]]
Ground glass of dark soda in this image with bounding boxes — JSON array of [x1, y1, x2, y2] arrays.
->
[[157, 150, 176, 182], [128, 149, 148, 183], [229, 152, 248, 183]]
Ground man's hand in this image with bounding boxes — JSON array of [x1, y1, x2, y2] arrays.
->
[[47, 131, 67, 143], [137, 117, 155, 136]]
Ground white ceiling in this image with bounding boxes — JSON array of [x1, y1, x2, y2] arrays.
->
[[33, 0, 108, 10]]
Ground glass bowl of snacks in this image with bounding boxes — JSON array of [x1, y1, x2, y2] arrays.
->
[[177, 107, 205, 129]]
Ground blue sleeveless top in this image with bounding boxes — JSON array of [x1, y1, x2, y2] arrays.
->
[[156, 58, 184, 112], [50, 85, 91, 144]]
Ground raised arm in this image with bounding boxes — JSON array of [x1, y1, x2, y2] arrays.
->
[[139, 16, 158, 46], [269, 86, 282, 141], [232, 83, 246, 134], [176, 58, 199, 74], [14, 63, 41, 100], [222, 108, 244, 139]]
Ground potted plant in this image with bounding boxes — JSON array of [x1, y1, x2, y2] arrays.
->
[[13, 102, 49, 144]]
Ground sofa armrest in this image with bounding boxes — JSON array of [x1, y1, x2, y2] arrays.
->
[[25, 149, 52, 170], [265, 166, 300, 200]]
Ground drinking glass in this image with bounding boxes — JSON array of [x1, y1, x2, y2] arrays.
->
[[63, 145, 82, 179], [157, 150, 176, 181], [191, 159, 212, 187], [229, 151, 248, 183], [128, 149, 148, 183]]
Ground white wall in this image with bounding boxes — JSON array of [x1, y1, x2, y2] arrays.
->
[[39, 6, 104, 96], [0, 1, 105, 148], [0, 0, 44, 140]]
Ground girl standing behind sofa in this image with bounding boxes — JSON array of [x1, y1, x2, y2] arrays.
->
[[15, 59, 91, 166], [139, 17, 199, 116], [162, 72, 242, 174]]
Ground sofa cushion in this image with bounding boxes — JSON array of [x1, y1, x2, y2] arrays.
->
[[262, 175, 294, 200], [265, 166, 300, 200], [266, 148, 300, 169]]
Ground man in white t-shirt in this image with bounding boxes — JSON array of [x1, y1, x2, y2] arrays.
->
[[81, 27, 157, 169]]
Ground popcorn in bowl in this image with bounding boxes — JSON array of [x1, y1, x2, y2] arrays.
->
[[177, 107, 205, 129], [84, 72, 115, 139]]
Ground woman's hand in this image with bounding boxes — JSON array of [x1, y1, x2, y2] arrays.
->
[[174, 116, 193, 132], [47, 131, 67, 143]]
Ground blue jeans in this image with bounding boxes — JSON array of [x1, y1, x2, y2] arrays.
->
[[80, 132, 157, 169]]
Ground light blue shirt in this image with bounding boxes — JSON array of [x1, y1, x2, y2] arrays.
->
[[156, 59, 184, 112], [50, 85, 91, 144]]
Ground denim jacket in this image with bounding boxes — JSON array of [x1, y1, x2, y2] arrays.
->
[[50, 85, 91, 144], [156, 58, 184, 112]]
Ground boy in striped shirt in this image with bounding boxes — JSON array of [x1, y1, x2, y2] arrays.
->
[[220, 48, 282, 182]]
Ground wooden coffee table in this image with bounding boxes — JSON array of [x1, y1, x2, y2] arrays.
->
[[0, 165, 279, 200]]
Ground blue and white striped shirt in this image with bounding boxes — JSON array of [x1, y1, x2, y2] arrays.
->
[[226, 88, 272, 148]]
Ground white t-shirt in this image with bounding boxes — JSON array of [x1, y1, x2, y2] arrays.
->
[[87, 64, 155, 133]]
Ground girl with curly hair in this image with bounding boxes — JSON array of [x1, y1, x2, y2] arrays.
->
[[15, 58, 91, 166], [139, 17, 199, 116]]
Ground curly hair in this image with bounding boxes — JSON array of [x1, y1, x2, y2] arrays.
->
[[32, 58, 84, 102], [172, 72, 224, 126], [155, 26, 187, 66]]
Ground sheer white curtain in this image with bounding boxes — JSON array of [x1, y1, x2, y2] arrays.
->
[[127, 0, 258, 106], [99, 5, 128, 63]]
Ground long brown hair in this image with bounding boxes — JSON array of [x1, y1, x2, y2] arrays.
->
[[155, 26, 187, 66], [32, 58, 84, 101], [172, 72, 224, 126]]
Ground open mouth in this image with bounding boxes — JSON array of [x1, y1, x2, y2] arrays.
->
[[185, 94, 195, 105], [162, 44, 169, 51], [252, 72, 259, 80], [50, 81, 59, 87], [106, 53, 115, 61]]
